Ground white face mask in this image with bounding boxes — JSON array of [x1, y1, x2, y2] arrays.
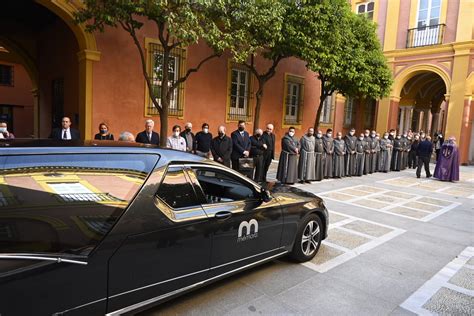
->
[[327, 133, 332, 137], [174, 131, 180, 137], [0, 127, 6, 133], [337, 136, 342, 139], [384, 135, 388, 139], [203, 128, 209, 134], [359, 137, 364, 140], [317, 133, 322, 138], [289, 132, 295, 137], [349, 131, 354, 136]]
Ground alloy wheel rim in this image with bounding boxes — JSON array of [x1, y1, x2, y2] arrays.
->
[[301, 220, 320, 256]]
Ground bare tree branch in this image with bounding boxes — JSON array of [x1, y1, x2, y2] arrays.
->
[[121, 18, 162, 114], [171, 53, 220, 90]]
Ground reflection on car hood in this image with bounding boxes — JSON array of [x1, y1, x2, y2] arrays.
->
[[265, 182, 323, 205]]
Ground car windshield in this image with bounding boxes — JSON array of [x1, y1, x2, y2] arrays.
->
[[0, 153, 158, 256]]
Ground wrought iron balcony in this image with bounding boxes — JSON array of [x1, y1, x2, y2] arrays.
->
[[406, 24, 446, 48]]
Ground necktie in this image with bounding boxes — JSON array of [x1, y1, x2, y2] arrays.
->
[[148, 133, 151, 142], [63, 130, 67, 140]]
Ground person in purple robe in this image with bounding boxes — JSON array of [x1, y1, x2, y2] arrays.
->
[[434, 137, 460, 182]]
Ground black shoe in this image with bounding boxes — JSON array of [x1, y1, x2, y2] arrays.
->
[[427, 174, 432, 178], [417, 176, 420, 178]]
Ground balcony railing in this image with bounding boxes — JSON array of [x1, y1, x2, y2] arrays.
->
[[406, 24, 445, 48]]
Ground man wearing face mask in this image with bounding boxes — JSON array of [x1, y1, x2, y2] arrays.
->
[[391, 132, 403, 171], [354, 133, 366, 176], [333, 132, 346, 178], [0, 121, 14, 139], [166, 125, 187, 151], [322, 129, 335, 178], [408, 134, 420, 169], [250, 129, 267, 183], [378, 132, 392, 172], [314, 130, 325, 181], [368, 130, 378, 174], [298, 128, 317, 183], [434, 132, 444, 161], [363, 129, 372, 175], [374, 133, 381, 172], [261, 123, 276, 182], [400, 131, 410, 170], [344, 128, 357, 176], [231, 120, 251, 173], [194, 123, 213, 158], [388, 129, 396, 141], [211, 126, 232, 167], [277, 127, 299, 184], [180, 122, 195, 153]]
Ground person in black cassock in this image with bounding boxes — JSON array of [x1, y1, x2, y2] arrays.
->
[[322, 129, 334, 178], [136, 119, 160, 145], [354, 133, 366, 176], [408, 134, 420, 169], [261, 123, 276, 182], [314, 130, 325, 181], [250, 128, 267, 183], [211, 125, 232, 167], [94, 122, 114, 140], [344, 128, 357, 177], [391, 134, 403, 171]]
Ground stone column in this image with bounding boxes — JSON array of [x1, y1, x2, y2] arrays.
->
[[398, 107, 405, 133], [32, 88, 39, 138]]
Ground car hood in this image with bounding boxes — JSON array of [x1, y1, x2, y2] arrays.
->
[[265, 182, 324, 207]]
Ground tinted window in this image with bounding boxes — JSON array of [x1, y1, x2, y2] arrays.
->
[[156, 166, 200, 209], [0, 153, 158, 255], [191, 168, 256, 203]]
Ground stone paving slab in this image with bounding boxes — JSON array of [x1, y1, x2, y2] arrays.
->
[[318, 184, 461, 222], [302, 211, 405, 273], [400, 246, 474, 315]]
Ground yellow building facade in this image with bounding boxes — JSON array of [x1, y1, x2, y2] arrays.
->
[[351, 0, 474, 164]]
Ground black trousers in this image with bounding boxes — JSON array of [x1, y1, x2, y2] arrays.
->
[[416, 156, 431, 177], [262, 153, 273, 181], [253, 155, 264, 183], [408, 151, 417, 168]]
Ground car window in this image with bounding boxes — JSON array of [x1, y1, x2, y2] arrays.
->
[[156, 166, 200, 209], [190, 167, 257, 203], [0, 153, 158, 256]]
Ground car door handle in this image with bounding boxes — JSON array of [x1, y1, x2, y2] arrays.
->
[[214, 211, 232, 220]]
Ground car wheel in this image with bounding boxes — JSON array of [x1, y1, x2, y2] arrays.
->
[[290, 214, 322, 262]]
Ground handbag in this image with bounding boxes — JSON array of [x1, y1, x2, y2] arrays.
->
[[238, 157, 254, 170]]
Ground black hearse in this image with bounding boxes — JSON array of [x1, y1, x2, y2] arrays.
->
[[0, 140, 328, 315]]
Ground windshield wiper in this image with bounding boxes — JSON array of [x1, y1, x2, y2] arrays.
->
[[0, 253, 88, 265]]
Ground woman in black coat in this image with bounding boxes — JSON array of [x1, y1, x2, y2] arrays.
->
[[94, 123, 114, 140]]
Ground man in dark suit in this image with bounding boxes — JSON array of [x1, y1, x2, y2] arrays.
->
[[49, 116, 80, 140], [231, 120, 251, 173], [211, 125, 233, 167], [136, 119, 160, 145], [261, 123, 275, 182], [180, 122, 195, 153], [416, 136, 433, 178]]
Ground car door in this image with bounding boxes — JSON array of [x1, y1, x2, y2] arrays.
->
[[186, 165, 284, 277], [106, 165, 213, 314]]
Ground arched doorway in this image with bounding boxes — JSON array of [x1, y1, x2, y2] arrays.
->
[[393, 65, 451, 136], [0, 0, 99, 139], [398, 72, 447, 135]]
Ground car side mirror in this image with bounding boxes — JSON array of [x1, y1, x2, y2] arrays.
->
[[261, 189, 272, 203]]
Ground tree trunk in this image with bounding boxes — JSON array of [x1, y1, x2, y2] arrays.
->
[[253, 80, 264, 129], [314, 79, 327, 131], [159, 48, 171, 147]]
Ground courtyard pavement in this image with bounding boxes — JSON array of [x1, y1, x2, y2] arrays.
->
[[141, 163, 474, 316]]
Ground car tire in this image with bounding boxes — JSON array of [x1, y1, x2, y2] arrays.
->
[[289, 214, 322, 262]]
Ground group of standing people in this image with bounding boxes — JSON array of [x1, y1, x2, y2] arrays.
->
[[44, 116, 460, 183], [276, 127, 460, 184]]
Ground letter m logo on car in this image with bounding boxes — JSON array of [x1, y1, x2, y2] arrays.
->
[[237, 219, 259, 242]]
